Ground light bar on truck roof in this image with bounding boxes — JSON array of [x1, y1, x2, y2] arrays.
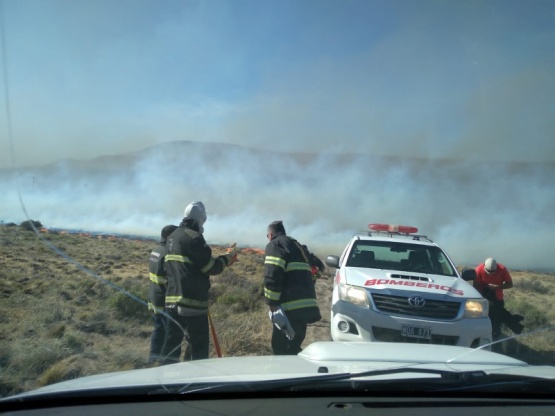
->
[[368, 224, 418, 234]]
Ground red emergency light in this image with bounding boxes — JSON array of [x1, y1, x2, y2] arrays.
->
[[368, 223, 418, 234]]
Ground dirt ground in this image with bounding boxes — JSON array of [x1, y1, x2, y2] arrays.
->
[[305, 271, 334, 345]]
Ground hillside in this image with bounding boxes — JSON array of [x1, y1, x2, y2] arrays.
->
[[0, 223, 553, 398]]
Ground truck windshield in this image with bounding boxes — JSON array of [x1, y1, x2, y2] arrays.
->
[[347, 241, 457, 277]]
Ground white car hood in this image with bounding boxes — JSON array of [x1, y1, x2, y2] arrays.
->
[[345, 268, 479, 298], [8, 341, 555, 399]]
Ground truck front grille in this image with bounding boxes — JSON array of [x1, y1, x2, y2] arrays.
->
[[371, 293, 461, 320]]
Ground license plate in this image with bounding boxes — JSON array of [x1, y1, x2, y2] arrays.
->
[[401, 324, 431, 339]]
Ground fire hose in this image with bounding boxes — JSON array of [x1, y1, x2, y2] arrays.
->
[[208, 309, 222, 358]]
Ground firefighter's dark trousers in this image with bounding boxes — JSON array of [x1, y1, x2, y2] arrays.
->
[[160, 308, 209, 364], [489, 300, 524, 339], [148, 312, 166, 363], [272, 315, 308, 355]]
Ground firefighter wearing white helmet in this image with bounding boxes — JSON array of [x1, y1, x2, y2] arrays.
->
[[474, 258, 513, 302], [160, 201, 238, 363], [474, 258, 522, 339]]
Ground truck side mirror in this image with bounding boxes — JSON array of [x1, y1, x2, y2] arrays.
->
[[461, 268, 477, 281], [325, 255, 340, 268]]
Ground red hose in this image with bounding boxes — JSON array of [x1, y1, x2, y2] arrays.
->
[[208, 310, 222, 358]]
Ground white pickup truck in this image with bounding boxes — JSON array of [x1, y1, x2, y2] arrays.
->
[[326, 224, 492, 349]]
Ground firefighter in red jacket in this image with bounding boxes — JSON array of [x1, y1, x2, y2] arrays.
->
[[160, 201, 237, 364], [147, 224, 178, 364], [264, 220, 321, 355], [474, 258, 523, 338]]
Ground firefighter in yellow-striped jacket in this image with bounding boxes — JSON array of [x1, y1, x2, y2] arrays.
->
[[160, 201, 237, 364], [264, 220, 321, 355], [147, 224, 178, 364]]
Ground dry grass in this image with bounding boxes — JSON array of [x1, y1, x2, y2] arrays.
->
[[0, 224, 552, 397]]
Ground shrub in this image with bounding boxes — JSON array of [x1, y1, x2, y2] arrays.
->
[[39, 305, 68, 325], [504, 298, 550, 331], [76, 310, 112, 335], [108, 292, 150, 321], [214, 310, 271, 356], [62, 331, 86, 352], [37, 356, 83, 387], [216, 287, 260, 312], [9, 339, 69, 375], [46, 324, 66, 338], [514, 278, 550, 295], [19, 220, 43, 231], [112, 346, 147, 369]]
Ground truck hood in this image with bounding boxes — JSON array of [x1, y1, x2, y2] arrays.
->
[[7, 341, 555, 400], [344, 268, 480, 298]]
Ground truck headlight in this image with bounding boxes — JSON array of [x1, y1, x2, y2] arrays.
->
[[464, 299, 489, 318], [338, 283, 369, 308]]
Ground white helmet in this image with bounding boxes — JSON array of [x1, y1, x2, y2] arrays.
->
[[184, 201, 207, 232], [484, 258, 497, 273]]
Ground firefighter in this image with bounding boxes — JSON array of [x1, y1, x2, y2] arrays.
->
[[160, 201, 237, 364], [264, 220, 321, 355], [147, 224, 178, 364], [474, 258, 523, 339]]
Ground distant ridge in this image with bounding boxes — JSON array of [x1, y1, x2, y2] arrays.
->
[[3, 140, 553, 173]]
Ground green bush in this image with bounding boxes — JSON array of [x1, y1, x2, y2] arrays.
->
[[9, 339, 69, 375], [216, 286, 260, 312], [514, 278, 550, 295], [38, 357, 83, 387], [62, 331, 86, 352], [19, 220, 43, 231], [108, 292, 150, 321], [39, 305, 68, 325], [505, 298, 550, 330]]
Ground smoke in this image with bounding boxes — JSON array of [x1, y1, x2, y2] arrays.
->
[[2, 142, 554, 272]]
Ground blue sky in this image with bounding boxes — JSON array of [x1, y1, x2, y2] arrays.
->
[[1, 1, 555, 270], [1, 0, 555, 388], [1, 0, 554, 167]]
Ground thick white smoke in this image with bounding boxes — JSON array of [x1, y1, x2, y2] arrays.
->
[[1, 141, 554, 272]]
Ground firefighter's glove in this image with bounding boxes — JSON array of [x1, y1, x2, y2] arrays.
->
[[225, 252, 238, 266], [268, 307, 295, 340], [311, 265, 322, 283], [312, 271, 322, 283], [225, 243, 238, 266], [226, 243, 236, 254]]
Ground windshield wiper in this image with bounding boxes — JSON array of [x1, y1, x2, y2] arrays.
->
[[170, 368, 482, 393], [170, 367, 555, 395]]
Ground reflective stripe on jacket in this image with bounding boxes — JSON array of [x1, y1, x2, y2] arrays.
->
[[263, 234, 321, 323], [148, 242, 167, 314], [164, 222, 229, 312]]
